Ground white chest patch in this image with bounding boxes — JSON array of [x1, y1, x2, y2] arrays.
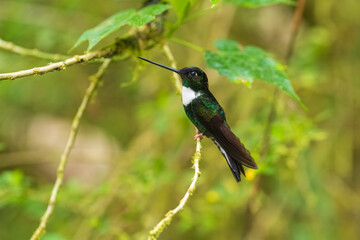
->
[[182, 86, 201, 106]]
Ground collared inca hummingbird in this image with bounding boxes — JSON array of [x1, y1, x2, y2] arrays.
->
[[138, 56, 258, 182]]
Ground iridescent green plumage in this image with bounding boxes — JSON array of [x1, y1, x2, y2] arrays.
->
[[183, 90, 223, 136]]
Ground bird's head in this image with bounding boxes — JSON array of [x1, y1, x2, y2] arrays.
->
[[138, 57, 208, 91]]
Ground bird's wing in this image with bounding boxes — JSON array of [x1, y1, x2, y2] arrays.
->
[[192, 96, 258, 170]]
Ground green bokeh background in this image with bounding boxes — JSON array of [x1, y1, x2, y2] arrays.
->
[[0, 0, 359, 239]]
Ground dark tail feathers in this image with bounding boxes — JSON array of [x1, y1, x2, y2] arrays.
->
[[213, 139, 257, 182]]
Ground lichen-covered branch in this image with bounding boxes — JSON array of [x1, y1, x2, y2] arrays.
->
[[0, 48, 114, 81], [29, 58, 112, 240], [0, 38, 69, 61], [147, 138, 202, 240]]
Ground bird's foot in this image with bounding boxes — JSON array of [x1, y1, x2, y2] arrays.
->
[[194, 133, 204, 141]]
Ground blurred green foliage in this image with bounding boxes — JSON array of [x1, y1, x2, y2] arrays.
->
[[0, 0, 359, 240]]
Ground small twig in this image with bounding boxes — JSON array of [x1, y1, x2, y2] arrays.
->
[[147, 138, 202, 240], [0, 38, 70, 61], [121, 60, 142, 87], [30, 58, 112, 240], [184, 3, 221, 23], [162, 43, 182, 93], [0, 48, 114, 81], [259, 89, 278, 157], [169, 37, 204, 53], [285, 0, 307, 63]]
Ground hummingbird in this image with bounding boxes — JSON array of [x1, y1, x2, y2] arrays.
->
[[138, 57, 258, 182]]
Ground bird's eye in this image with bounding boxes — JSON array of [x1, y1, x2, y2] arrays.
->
[[189, 71, 197, 77]]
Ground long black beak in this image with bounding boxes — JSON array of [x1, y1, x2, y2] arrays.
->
[[138, 56, 180, 73]]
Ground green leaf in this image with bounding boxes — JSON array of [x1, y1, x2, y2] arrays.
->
[[223, 0, 295, 7], [167, 0, 188, 20], [72, 4, 170, 51], [166, 0, 198, 22], [205, 39, 304, 106], [210, 0, 221, 5], [128, 4, 171, 27], [72, 9, 135, 52]]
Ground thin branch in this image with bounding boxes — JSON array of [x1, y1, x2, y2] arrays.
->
[[285, 0, 307, 63], [121, 60, 142, 87], [0, 48, 114, 81], [259, 89, 279, 157], [169, 37, 204, 53], [30, 58, 112, 240], [260, 0, 307, 158], [0, 38, 70, 61], [147, 138, 202, 240], [162, 43, 182, 93]]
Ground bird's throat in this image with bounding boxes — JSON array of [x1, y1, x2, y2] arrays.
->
[[182, 86, 201, 106]]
